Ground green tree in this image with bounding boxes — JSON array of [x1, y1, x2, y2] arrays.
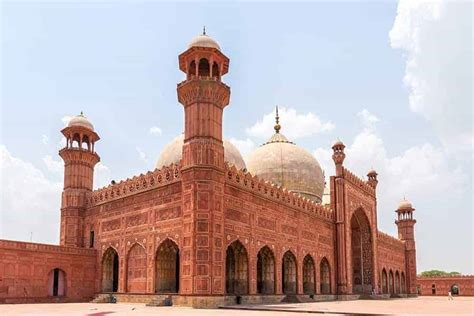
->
[[420, 270, 461, 277]]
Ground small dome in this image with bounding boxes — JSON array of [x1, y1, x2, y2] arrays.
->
[[332, 139, 345, 148], [246, 132, 325, 203], [398, 199, 413, 210], [68, 113, 94, 131], [367, 169, 377, 176], [156, 134, 246, 170], [188, 34, 221, 51]]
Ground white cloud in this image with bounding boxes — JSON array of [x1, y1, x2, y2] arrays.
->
[[228, 138, 256, 158], [0, 145, 61, 244], [389, 0, 473, 156], [149, 126, 162, 136], [136, 146, 148, 163], [43, 155, 63, 173], [357, 109, 379, 131], [94, 162, 112, 189], [314, 109, 467, 216], [41, 135, 49, 145], [246, 107, 335, 140]]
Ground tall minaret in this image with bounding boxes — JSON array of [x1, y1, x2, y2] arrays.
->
[[331, 140, 348, 295], [395, 199, 417, 296], [177, 30, 230, 298], [59, 113, 100, 247]]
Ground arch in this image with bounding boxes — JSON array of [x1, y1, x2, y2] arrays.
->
[[198, 58, 210, 77], [189, 60, 196, 76], [350, 208, 374, 294], [101, 247, 119, 292], [155, 239, 180, 293], [395, 271, 400, 294], [303, 254, 316, 295], [225, 240, 249, 294], [320, 257, 331, 294], [72, 133, 81, 148], [126, 243, 147, 293], [48, 268, 66, 297], [451, 284, 459, 295], [381, 269, 388, 294], [256, 246, 276, 294], [212, 61, 220, 79], [401, 272, 406, 293], [389, 270, 394, 294], [282, 251, 297, 294]]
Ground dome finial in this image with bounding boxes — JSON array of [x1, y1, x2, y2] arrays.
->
[[274, 106, 281, 133], [203, 25, 206, 35], [80, 111, 84, 116]]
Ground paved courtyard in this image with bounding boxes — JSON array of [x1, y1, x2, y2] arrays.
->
[[0, 296, 473, 315]]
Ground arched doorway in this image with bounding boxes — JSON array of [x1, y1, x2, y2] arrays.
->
[[282, 251, 297, 294], [257, 246, 275, 294], [451, 284, 459, 295], [126, 243, 147, 293], [303, 255, 316, 295], [350, 209, 373, 294], [320, 257, 331, 294], [401, 272, 406, 293], [225, 240, 249, 295], [102, 247, 119, 292], [389, 270, 394, 294], [155, 239, 180, 293], [48, 268, 66, 297], [395, 271, 400, 294], [382, 269, 388, 294]]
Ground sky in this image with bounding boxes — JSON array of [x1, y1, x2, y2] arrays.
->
[[0, 1, 472, 274]]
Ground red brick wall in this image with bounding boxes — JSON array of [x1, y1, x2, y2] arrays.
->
[[417, 276, 474, 296], [0, 239, 96, 303]]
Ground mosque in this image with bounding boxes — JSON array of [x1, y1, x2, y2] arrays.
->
[[0, 31, 418, 307]]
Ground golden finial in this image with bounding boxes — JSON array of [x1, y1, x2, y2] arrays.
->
[[203, 26, 206, 35], [274, 106, 281, 133]]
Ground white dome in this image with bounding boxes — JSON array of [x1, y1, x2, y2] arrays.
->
[[188, 34, 221, 51], [246, 132, 325, 203], [68, 113, 94, 131], [156, 134, 246, 170]]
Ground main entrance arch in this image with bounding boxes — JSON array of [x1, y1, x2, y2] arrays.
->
[[155, 239, 180, 293], [102, 247, 119, 292], [225, 240, 249, 294], [350, 208, 373, 294]]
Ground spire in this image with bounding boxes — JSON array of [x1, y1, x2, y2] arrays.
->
[[203, 25, 206, 35], [274, 106, 281, 133]]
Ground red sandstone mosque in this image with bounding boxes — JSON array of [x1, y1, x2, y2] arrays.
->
[[1, 31, 428, 306]]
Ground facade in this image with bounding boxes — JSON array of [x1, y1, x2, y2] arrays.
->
[[0, 32, 419, 307], [417, 276, 474, 296]]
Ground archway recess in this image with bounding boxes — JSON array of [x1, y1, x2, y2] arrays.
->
[[225, 240, 249, 294], [350, 208, 374, 294]]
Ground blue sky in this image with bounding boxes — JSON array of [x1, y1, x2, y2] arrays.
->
[[1, 1, 472, 274]]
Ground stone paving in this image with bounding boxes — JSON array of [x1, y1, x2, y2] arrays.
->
[[0, 296, 473, 315]]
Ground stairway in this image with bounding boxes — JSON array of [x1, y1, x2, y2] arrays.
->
[[146, 295, 173, 307], [91, 293, 115, 303]]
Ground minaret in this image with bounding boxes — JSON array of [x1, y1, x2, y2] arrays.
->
[[395, 199, 417, 296], [58, 113, 100, 247], [177, 30, 230, 298], [331, 140, 348, 295]]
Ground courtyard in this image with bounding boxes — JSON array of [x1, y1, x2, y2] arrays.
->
[[0, 296, 472, 316]]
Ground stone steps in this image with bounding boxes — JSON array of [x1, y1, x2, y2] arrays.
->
[[146, 295, 173, 307]]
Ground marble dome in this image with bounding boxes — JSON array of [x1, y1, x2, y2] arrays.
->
[[156, 134, 246, 170], [68, 112, 94, 131], [398, 199, 413, 210], [246, 113, 325, 203], [188, 33, 221, 51]]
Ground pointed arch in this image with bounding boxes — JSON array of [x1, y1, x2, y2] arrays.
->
[[401, 272, 406, 293], [389, 270, 394, 294], [155, 239, 180, 293], [126, 243, 147, 293], [382, 268, 388, 294], [102, 247, 119, 292], [350, 208, 374, 294], [189, 60, 196, 76], [225, 240, 249, 294], [303, 254, 316, 295], [395, 271, 400, 294], [212, 61, 220, 79], [282, 250, 297, 294], [320, 257, 331, 294], [257, 246, 276, 294], [48, 268, 66, 297], [198, 58, 210, 77]]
